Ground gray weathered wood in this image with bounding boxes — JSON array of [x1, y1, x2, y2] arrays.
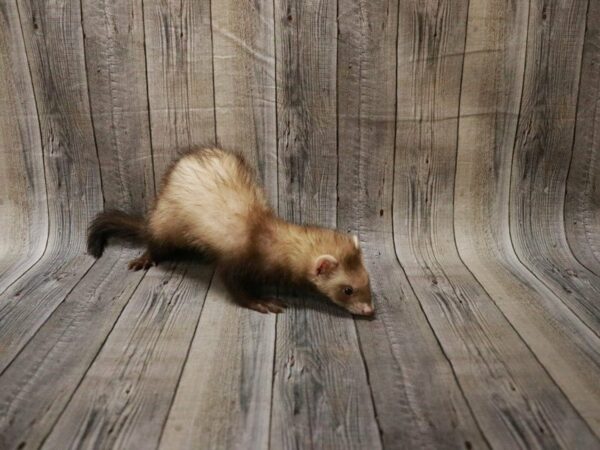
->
[[274, 0, 337, 225], [0, 0, 48, 294], [0, 247, 145, 450], [143, 0, 216, 180], [42, 262, 213, 450], [394, 0, 599, 447], [211, 0, 277, 198], [510, 0, 600, 335], [336, 0, 396, 236], [271, 0, 381, 448], [0, 0, 103, 373], [159, 1, 277, 447], [270, 299, 382, 450], [455, 0, 600, 433], [159, 277, 275, 450], [82, 0, 155, 213], [336, 0, 487, 446], [1, 1, 600, 448], [565, 0, 600, 274], [364, 238, 490, 449]]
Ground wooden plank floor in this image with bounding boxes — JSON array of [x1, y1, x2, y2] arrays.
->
[[1, 0, 600, 449]]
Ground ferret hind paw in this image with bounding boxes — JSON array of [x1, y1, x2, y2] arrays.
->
[[128, 253, 155, 271]]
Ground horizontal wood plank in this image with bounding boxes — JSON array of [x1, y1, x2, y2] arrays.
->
[[159, 278, 274, 449], [42, 263, 213, 450], [0, 248, 145, 450]]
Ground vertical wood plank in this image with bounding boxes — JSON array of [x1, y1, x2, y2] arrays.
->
[[82, 0, 155, 213], [394, 0, 599, 447], [336, 0, 396, 236], [143, 0, 216, 179], [17, 0, 103, 242], [271, 0, 381, 448], [510, 0, 600, 333], [42, 263, 213, 450], [211, 0, 277, 198], [0, 0, 48, 293], [455, 0, 600, 432], [337, 0, 487, 447], [275, 0, 337, 225], [565, 1, 600, 273], [0, 0, 104, 372], [159, 2, 277, 447]]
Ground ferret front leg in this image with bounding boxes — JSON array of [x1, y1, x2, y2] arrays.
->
[[238, 295, 287, 314], [218, 265, 286, 314]]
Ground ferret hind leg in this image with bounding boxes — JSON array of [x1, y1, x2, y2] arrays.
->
[[217, 264, 286, 314], [128, 250, 155, 271], [127, 241, 173, 271]]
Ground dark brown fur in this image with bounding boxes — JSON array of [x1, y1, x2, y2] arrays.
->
[[87, 210, 147, 258]]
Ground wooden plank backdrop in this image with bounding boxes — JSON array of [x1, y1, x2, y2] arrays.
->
[[0, 0, 599, 448]]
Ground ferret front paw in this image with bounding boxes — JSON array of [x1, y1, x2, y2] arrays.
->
[[245, 298, 287, 314]]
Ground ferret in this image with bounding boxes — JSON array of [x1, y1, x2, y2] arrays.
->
[[87, 147, 374, 316]]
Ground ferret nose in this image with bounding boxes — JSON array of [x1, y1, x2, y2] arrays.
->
[[361, 305, 374, 316]]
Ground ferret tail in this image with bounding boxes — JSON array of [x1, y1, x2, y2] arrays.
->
[[87, 209, 147, 258]]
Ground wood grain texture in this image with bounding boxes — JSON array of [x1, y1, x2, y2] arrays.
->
[[336, 0, 486, 446], [82, 0, 155, 213], [42, 263, 213, 450], [143, 0, 216, 180], [0, 247, 145, 450], [271, 1, 380, 448], [211, 0, 277, 198], [394, 0, 599, 447], [0, 0, 103, 373], [362, 237, 489, 449], [270, 300, 381, 450], [336, 0, 396, 236], [159, 278, 274, 450], [159, 2, 277, 447], [1, 0, 600, 448], [455, 0, 600, 433], [0, 0, 48, 293], [509, 0, 600, 335], [274, 0, 337, 225], [565, 0, 600, 273]]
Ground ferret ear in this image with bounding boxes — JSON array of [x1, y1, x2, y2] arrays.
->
[[352, 235, 360, 249], [314, 254, 338, 276]]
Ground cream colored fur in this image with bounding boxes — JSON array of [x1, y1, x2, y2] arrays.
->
[[150, 148, 270, 254], [147, 147, 373, 315]]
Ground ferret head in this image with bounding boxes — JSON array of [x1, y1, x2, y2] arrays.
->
[[310, 235, 374, 316]]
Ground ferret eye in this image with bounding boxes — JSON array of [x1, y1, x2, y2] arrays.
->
[[343, 286, 354, 296]]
